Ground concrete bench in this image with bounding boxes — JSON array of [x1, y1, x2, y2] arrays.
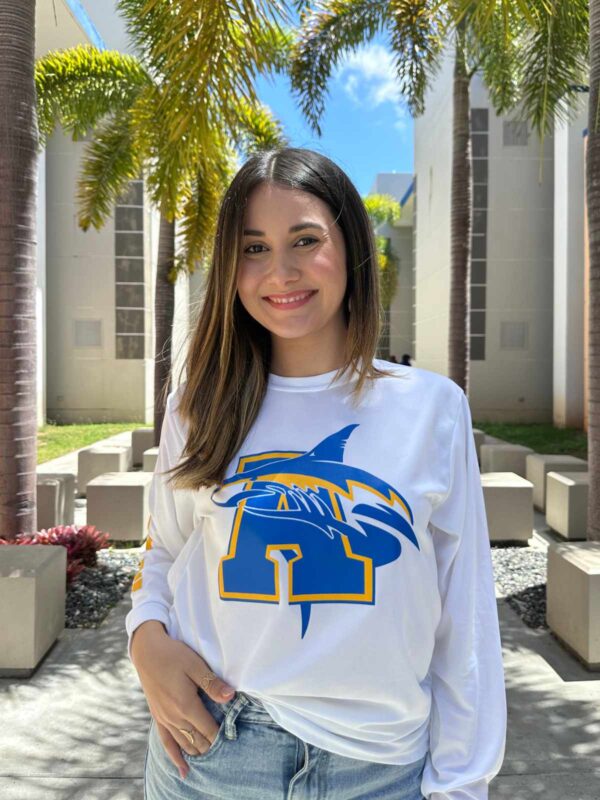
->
[[86, 471, 154, 542], [545, 471, 589, 540], [143, 447, 159, 472], [36, 473, 76, 528], [547, 541, 600, 670], [480, 443, 535, 478], [472, 429, 485, 464], [480, 472, 534, 543], [526, 453, 588, 511], [132, 428, 155, 466], [77, 445, 132, 496], [0, 545, 66, 676]]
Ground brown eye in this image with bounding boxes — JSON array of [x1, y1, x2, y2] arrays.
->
[[295, 236, 318, 247], [245, 243, 267, 254]]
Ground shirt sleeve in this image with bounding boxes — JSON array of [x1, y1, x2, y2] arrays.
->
[[124, 386, 196, 664], [421, 389, 507, 800]]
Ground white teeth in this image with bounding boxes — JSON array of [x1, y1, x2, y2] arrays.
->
[[267, 291, 313, 304]]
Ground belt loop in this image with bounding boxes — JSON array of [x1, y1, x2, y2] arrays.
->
[[223, 692, 250, 740]]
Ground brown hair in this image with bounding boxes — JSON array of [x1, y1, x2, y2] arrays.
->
[[165, 147, 404, 491]]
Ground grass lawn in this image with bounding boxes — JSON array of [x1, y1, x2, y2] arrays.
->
[[38, 421, 151, 464], [473, 420, 587, 461], [38, 419, 588, 465]]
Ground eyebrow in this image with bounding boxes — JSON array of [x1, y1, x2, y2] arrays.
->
[[243, 222, 326, 236]]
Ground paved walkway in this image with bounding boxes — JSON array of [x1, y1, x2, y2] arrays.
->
[[0, 440, 598, 798]]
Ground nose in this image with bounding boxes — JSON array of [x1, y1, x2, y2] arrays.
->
[[266, 252, 301, 284]]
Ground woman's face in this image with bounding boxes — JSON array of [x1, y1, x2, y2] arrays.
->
[[236, 182, 348, 345]]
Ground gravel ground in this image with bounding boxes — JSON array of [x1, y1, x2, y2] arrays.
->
[[65, 548, 141, 628], [66, 544, 549, 631], [491, 544, 548, 629]]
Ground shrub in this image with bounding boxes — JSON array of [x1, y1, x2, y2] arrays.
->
[[0, 524, 110, 585]]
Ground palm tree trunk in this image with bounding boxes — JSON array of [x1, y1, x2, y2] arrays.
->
[[587, 0, 600, 541], [448, 22, 472, 394], [153, 214, 176, 446], [0, 0, 38, 540]]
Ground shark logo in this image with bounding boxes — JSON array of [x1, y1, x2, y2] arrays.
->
[[210, 424, 419, 638]]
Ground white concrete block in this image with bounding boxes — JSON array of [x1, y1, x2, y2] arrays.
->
[[481, 472, 534, 542], [526, 453, 588, 510], [472, 429, 485, 463], [36, 473, 76, 528], [547, 541, 600, 669], [546, 471, 589, 540], [480, 443, 535, 478], [132, 428, 155, 466], [77, 445, 132, 496], [0, 545, 66, 676], [142, 447, 159, 472], [86, 471, 154, 542]]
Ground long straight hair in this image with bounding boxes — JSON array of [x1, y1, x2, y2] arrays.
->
[[164, 147, 403, 491]]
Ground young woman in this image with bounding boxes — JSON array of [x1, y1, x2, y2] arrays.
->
[[127, 147, 507, 800]]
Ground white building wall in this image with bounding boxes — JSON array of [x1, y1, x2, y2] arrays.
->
[[414, 59, 555, 422], [553, 97, 588, 429], [45, 128, 154, 422], [413, 51, 454, 375], [470, 75, 554, 422], [369, 173, 415, 360]]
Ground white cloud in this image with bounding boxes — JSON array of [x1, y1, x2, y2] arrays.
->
[[334, 44, 408, 133]]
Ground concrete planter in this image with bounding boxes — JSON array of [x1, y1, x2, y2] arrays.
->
[[481, 472, 533, 543], [545, 471, 588, 540], [132, 428, 155, 466], [86, 471, 154, 542], [525, 453, 588, 511], [480, 443, 535, 478], [0, 545, 67, 677], [547, 542, 600, 670]]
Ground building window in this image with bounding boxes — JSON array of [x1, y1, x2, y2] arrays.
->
[[115, 178, 145, 359], [470, 107, 489, 361]]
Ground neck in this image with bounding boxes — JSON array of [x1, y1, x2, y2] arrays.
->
[[269, 323, 348, 378]]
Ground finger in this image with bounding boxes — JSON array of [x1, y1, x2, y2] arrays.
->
[[188, 663, 236, 704], [156, 719, 196, 774]]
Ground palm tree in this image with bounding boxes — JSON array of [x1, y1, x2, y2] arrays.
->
[[364, 193, 402, 356], [585, 0, 600, 540], [36, 37, 288, 445], [466, 2, 593, 534], [289, 1, 589, 395], [0, 0, 38, 540]]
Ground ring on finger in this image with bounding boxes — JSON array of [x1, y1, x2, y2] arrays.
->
[[177, 727, 196, 746], [198, 669, 218, 691]]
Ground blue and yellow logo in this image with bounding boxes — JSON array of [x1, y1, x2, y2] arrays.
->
[[211, 424, 419, 638]]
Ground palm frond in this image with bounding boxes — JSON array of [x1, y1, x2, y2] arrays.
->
[[363, 194, 402, 226], [35, 44, 149, 149], [75, 111, 142, 231], [466, 3, 524, 113], [515, 0, 589, 137], [387, 0, 448, 115], [289, 0, 390, 135], [116, 0, 291, 144], [228, 99, 289, 155], [174, 138, 238, 278]]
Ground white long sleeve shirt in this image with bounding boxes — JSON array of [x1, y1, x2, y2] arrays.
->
[[125, 358, 506, 799]]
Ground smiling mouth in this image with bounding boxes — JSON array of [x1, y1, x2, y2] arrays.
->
[[263, 290, 318, 308]]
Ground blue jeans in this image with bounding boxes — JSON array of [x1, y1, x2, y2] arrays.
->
[[144, 686, 427, 799]]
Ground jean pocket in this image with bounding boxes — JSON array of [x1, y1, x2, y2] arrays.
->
[[181, 711, 227, 763]]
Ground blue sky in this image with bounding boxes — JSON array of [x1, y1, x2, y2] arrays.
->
[[254, 35, 415, 197], [76, 1, 415, 197]]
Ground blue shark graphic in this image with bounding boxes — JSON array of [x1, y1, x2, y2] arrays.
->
[[210, 425, 418, 638]]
